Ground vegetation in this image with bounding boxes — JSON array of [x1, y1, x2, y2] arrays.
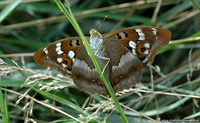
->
[[0, 0, 200, 122]]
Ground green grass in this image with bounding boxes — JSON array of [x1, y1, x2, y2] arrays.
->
[[0, 0, 200, 122], [0, 89, 10, 123]]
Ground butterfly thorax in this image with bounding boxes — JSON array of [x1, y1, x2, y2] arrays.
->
[[89, 29, 105, 57]]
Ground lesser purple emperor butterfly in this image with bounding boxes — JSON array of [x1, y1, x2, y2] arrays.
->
[[34, 27, 171, 95]]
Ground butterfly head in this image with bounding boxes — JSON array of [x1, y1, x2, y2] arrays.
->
[[89, 29, 99, 38], [89, 29, 103, 44]]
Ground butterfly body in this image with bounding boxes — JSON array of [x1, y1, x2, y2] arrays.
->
[[34, 27, 171, 95]]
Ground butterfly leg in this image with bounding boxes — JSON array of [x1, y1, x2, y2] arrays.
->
[[97, 56, 110, 77]]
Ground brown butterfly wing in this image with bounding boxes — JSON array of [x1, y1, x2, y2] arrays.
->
[[103, 27, 171, 67], [34, 37, 108, 94], [34, 37, 84, 77]]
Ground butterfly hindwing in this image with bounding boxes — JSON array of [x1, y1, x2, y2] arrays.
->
[[71, 43, 108, 94], [103, 39, 143, 92]]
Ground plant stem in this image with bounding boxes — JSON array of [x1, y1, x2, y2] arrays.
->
[[190, 0, 200, 10]]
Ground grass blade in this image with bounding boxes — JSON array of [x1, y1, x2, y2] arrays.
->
[[0, 89, 10, 123], [33, 88, 89, 116], [0, 0, 22, 23], [190, 0, 200, 10]]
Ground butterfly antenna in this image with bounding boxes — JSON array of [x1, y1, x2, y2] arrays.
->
[[95, 16, 107, 29], [77, 19, 93, 29]]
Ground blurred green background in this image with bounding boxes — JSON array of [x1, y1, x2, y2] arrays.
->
[[0, 0, 200, 122]]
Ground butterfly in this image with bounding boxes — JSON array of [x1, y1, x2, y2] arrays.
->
[[34, 27, 171, 95]]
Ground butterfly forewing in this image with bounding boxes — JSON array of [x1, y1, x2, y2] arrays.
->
[[103, 27, 171, 67], [34, 37, 84, 77]]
